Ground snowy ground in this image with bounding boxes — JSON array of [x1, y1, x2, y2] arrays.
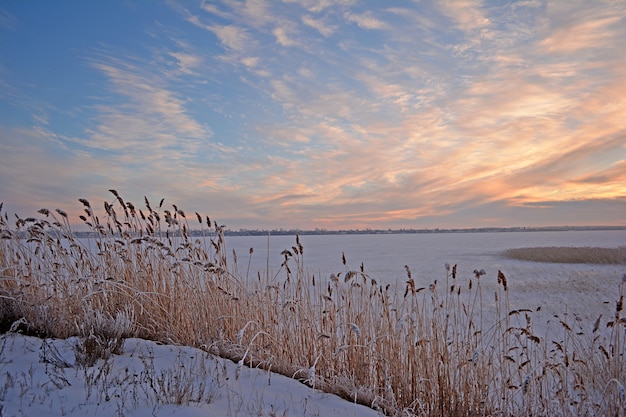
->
[[0, 333, 381, 417]]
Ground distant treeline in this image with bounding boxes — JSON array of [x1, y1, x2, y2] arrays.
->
[[64, 225, 626, 239], [222, 225, 626, 236]]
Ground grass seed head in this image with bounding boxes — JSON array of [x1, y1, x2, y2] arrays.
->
[[497, 270, 508, 291], [2, 192, 625, 417]]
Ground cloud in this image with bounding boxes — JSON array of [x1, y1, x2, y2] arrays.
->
[[344, 11, 387, 30], [85, 53, 210, 154], [572, 159, 626, 185], [232, 0, 275, 27], [168, 51, 202, 75], [273, 25, 299, 47], [436, 0, 490, 33], [3, 0, 625, 230], [199, 2, 231, 19], [208, 0, 626, 228], [538, 3, 624, 54], [284, 0, 355, 14], [539, 17, 620, 54], [188, 8, 256, 54], [241, 56, 260, 68], [0, 125, 111, 218], [208, 24, 252, 52], [302, 14, 334, 36]]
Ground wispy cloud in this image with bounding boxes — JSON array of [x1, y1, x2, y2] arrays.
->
[[538, 4, 623, 54], [436, 0, 490, 33], [1, 1, 625, 228], [119, 0, 626, 227], [84, 52, 210, 154], [344, 11, 387, 30], [302, 14, 334, 37], [285, 0, 355, 14], [168, 51, 203, 75], [0, 125, 109, 217], [273, 25, 299, 47], [205, 23, 252, 52]]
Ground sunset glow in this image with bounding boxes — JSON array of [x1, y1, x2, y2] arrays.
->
[[1, 1, 625, 230]]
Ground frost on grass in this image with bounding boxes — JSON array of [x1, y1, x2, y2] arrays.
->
[[0, 193, 625, 417], [74, 306, 135, 368], [0, 334, 378, 417]]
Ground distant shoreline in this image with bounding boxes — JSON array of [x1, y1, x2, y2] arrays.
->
[[221, 225, 626, 237], [64, 225, 626, 238]]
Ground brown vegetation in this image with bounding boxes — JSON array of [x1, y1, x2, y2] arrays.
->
[[1, 192, 624, 416], [503, 246, 626, 264]]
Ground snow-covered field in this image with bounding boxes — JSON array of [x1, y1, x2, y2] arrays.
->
[[0, 333, 381, 417], [228, 230, 626, 327], [2, 229, 624, 416]]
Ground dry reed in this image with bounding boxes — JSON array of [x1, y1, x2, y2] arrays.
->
[[503, 246, 626, 264], [0, 192, 624, 416]]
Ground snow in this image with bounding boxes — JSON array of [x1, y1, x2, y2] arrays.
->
[[2, 231, 624, 416], [0, 333, 381, 417]]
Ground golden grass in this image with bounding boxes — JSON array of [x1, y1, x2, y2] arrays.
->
[[503, 246, 626, 264], [1, 192, 625, 416]]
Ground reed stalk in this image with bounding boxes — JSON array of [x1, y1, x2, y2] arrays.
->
[[1, 193, 624, 416]]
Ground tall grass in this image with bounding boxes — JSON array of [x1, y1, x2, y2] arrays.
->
[[1, 192, 624, 416], [503, 246, 626, 264]]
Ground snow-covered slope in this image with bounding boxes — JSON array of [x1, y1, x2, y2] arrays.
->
[[0, 333, 381, 417]]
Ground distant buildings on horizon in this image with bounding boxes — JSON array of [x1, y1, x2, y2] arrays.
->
[[214, 225, 626, 237]]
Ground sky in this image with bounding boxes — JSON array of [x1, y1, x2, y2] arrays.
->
[[1, 1, 625, 231]]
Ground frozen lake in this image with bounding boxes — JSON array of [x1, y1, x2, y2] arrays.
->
[[9, 230, 623, 416], [76, 229, 625, 333], [224, 230, 626, 328]]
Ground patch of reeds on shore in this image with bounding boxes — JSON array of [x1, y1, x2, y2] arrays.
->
[[1, 191, 625, 417], [503, 246, 626, 265]]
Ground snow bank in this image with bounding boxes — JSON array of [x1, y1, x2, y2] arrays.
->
[[0, 333, 381, 417]]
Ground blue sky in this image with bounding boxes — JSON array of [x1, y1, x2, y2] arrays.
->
[[1, 1, 625, 230]]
